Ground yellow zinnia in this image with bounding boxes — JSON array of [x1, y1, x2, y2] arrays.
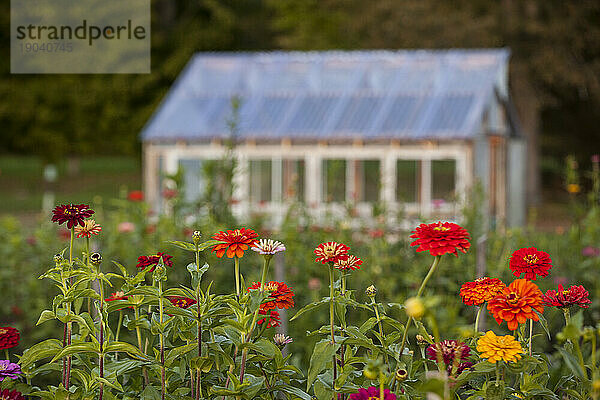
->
[[476, 331, 523, 363]]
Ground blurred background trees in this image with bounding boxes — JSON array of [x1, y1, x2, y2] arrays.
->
[[1, 0, 599, 189]]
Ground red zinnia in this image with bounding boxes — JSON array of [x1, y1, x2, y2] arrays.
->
[[128, 190, 144, 202], [167, 296, 197, 309], [51, 203, 95, 229], [136, 252, 174, 272], [257, 310, 280, 328], [509, 247, 552, 281], [211, 228, 259, 258], [105, 291, 128, 302], [542, 284, 591, 309], [0, 327, 19, 350], [410, 221, 470, 257], [314, 241, 350, 264], [247, 281, 295, 310], [459, 278, 506, 306], [105, 291, 130, 310], [487, 279, 545, 331], [334, 255, 363, 271], [0, 389, 26, 400]]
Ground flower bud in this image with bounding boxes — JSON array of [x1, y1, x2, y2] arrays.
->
[[395, 368, 408, 382], [90, 252, 102, 265], [405, 297, 425, 319], [365, 285, 377, 298], [192, 230, 202, 245], [363, 365, 379, 380], [593, 379, 600, 391], [416, 334, 433, 347], [53, 254, 64, 264]]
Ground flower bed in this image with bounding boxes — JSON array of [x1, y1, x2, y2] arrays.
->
[[0, 204, 597, 399]]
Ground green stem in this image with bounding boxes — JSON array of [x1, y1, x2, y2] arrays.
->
[[371, 298, 389, 365], [159, 280, 166, 400], [115, 310, 123, 342], [329, 264, 335, 345], [398, 256, 442, 357], [379, 375, 384, 400], [234, 256, 241, 300], [98, 267, 105, 400], [495, 362, 501, 384], [195, 246, 202, 400], [65, 226, 75, 390], [474, 306, 483, 332], [563, 308, 571, 325], [528, 319, 533, 355], [328, 263, 337, 400], [240, 257, 272, 382], [4, 349, 8, 361], [134, 306, 143, 353]]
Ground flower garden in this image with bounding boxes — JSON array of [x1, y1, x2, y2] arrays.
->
[[0, 191, 599, 399]]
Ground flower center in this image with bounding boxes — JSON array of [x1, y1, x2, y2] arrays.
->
[[506, 292, 519, 304], [562, 290, 569, 295], [0, 364, 6, 371], [523, 254, 539, 264], [265, 282, 278, 292], [433, 226, 450, 231], [0, 329, 7, 335]]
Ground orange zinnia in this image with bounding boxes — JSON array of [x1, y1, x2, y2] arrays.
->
[[487, 279, 544, 331], [460, 278, 506, 306], [211, 228, 258, 258]]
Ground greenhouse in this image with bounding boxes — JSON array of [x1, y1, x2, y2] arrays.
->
[[141, 49, 526, 227]]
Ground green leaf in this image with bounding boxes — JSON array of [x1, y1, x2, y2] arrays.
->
[[275, 385, 312, 400], [165, 343, 197, 366], [51, 342, 100, 362], [104, 341, 150, 360], [307, 340, 340, 390], [166, 240, 197, 252], [533, 309, 551, 340], [36, 310, 56, 325], [557, 347, 588, 381], [20, 339, 63, 368], [290, 298, 328, 321]]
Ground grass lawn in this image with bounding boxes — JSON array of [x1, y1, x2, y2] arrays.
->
[[0, 155, 141, 219]]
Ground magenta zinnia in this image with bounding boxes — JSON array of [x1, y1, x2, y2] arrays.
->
[[314, 241, 350, 264], [349, 386, 396, 400], [410, 221, 470, 257], [542, 284, 591, 309], [0, 389, 25, 400], [509, 247, 553, 281], [0, 360, 21, 381], [51, 203, 95, 229], [426, 340, 472, 375]]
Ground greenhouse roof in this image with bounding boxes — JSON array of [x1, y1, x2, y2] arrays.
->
[[141, 49, 510, 142]]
